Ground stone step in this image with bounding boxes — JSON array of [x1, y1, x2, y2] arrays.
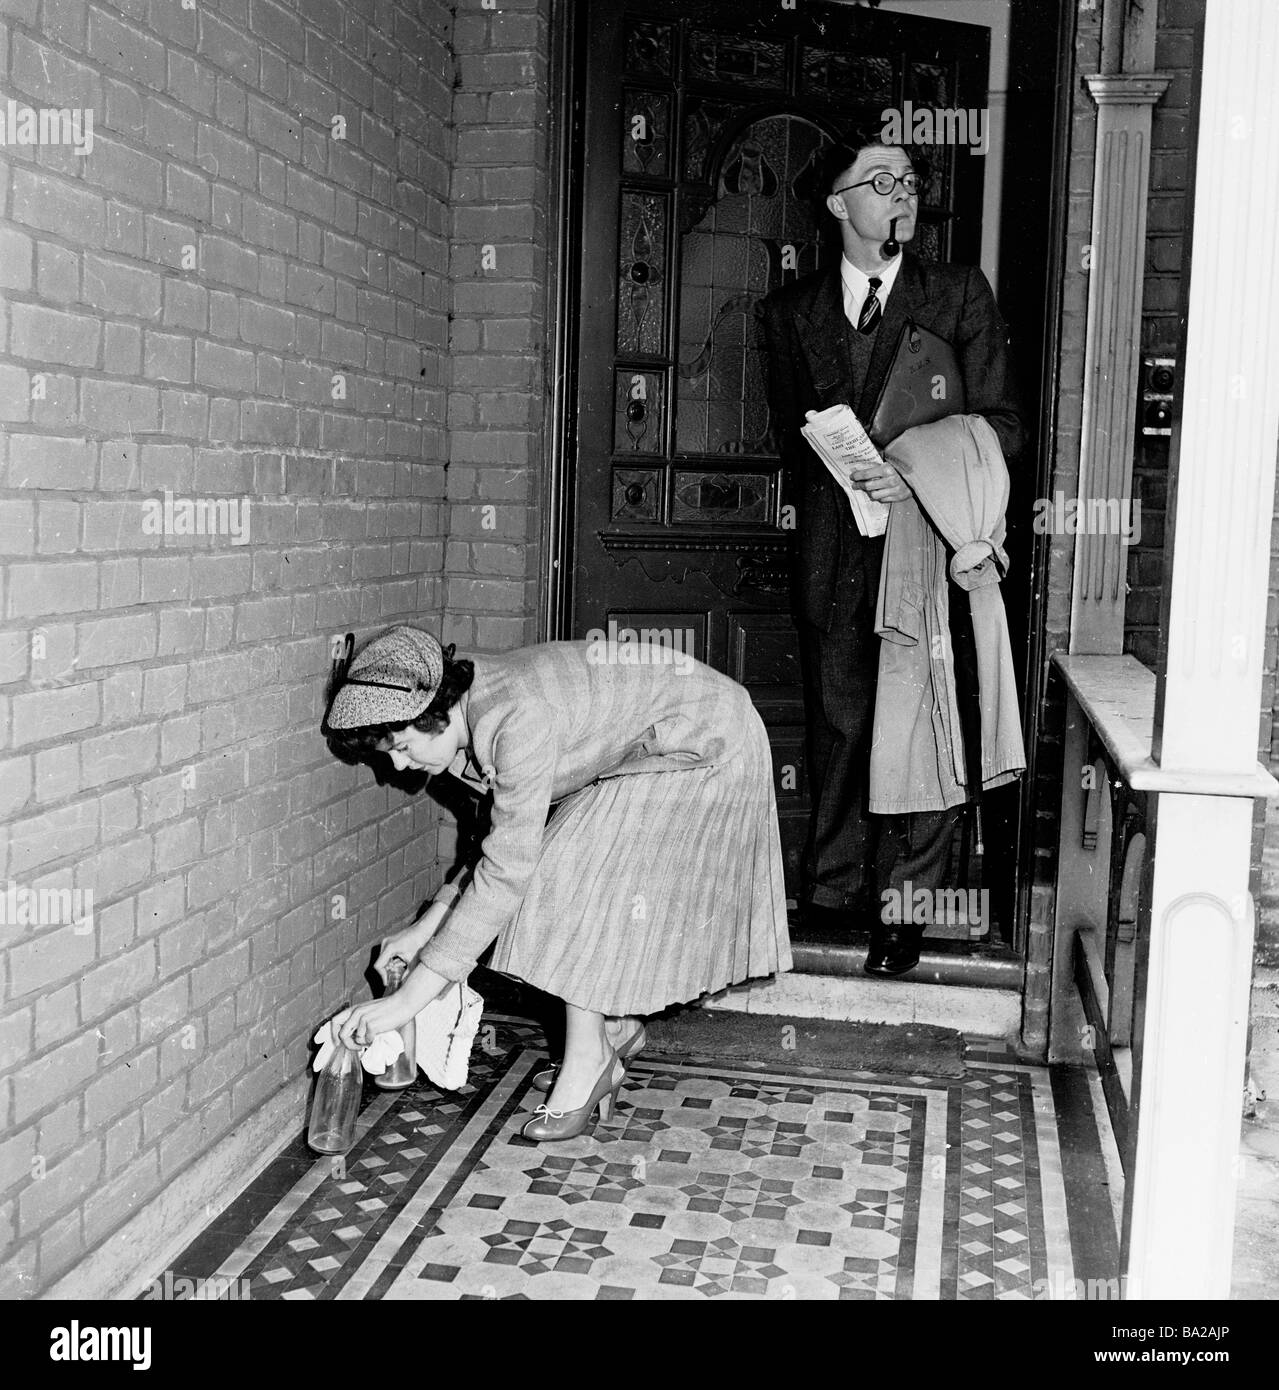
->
[[705, 968, 1022, 1038]]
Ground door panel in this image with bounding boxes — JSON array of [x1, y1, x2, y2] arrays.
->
[[569, 0, 990, 897]]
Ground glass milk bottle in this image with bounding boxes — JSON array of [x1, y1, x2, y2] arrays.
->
[[374, 957, 418, 1091], [308, 1040, 363, 1153]]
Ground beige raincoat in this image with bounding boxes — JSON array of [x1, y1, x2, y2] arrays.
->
[[869, 413, 1026, 813]]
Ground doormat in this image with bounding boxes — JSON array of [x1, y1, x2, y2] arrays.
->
[[643, 1009, 966, 1079], [470, 970, 966, 1078]]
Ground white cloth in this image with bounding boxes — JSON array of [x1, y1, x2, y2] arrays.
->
[[414, 981, 484, 1091], [840, 251, 904, 327], [312, 1017, 402, 1074], [312, 981, 484, 1091]]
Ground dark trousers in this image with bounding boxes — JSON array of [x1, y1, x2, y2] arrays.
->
[[798, 525, 977, 926]]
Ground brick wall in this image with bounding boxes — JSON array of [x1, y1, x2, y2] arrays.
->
[[0, 0, 460, 1296], [438, 0, 552, 875], [441, 0, 548, 653], [1125, 0, 1197, 667]]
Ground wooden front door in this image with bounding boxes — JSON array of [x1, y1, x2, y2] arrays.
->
[[566, 0, 989, 899]]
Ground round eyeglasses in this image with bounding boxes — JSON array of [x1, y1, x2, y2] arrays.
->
[[834, 171, 921, 197]]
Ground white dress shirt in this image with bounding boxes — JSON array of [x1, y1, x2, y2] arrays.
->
[[840, 252, 904, 328]]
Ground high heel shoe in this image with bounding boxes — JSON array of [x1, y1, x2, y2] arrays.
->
[[531, 1022, 647, 1092], [521, 1052, 626, 1142]]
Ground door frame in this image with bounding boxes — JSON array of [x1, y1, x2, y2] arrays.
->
[[1001, 0, 1076, 954], [538, 0, 1077, 954], [539, 0, 587, 642]]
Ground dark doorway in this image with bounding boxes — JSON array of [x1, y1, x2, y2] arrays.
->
[[548, 0, 1064, 961]]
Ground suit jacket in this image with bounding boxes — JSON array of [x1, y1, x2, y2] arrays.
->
[[415, 640, 757, 982], [759, 252, 1025, 631]]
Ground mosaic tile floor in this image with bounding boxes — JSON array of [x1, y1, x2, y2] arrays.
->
[[163, 1017, 1107, 1301]]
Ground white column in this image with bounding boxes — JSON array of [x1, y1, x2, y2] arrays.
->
[[1124, 0, 1279, 1299], [1070, 74, 1167, 654]]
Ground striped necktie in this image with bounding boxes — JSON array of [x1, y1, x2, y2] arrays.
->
[[858, 277, 883, 335]]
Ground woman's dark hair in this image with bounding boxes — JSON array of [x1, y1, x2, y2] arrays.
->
[[324, 644, 475, 766]]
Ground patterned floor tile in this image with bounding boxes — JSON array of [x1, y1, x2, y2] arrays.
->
[[158, 1015, 1088, 1301]]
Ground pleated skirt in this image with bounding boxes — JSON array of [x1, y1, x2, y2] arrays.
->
[[487, 704, 793, 1016]]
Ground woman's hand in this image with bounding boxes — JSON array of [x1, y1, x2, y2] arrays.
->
[[334, 959, 453, 1052], [334, 995, 420, 1051], [373, 900, 450, 984], [336, 958, 437, 1049]]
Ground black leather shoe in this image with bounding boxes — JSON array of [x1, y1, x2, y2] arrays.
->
[[863, 926, 922, 977]]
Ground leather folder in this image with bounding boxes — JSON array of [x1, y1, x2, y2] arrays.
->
[[868, 319, 966, 449]]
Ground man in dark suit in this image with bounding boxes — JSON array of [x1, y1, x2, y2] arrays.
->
[[760, 129, 1024, 976]]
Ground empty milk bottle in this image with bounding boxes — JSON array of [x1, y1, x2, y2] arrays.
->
[[375, 957, 418, 1091], [308, 1036, 362, 1153]]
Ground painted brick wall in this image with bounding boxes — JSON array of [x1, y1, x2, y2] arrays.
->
[[0, 0, 457, 1296], [1125, 0, 1197, 669], [436, 0, 552, 879], [441, 0, 547, 657]]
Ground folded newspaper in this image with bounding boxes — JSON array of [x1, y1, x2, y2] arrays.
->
[[801, 404, 891, 538]]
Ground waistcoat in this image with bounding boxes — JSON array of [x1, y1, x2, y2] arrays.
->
[[841, 313, 880, 410]]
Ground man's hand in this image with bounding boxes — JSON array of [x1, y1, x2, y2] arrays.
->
[[852, 462, 911, 504]]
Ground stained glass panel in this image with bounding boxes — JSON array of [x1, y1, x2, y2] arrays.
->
[[676, 115, 830, 457], [617, 191, 667, 357], [622, 89, 672, 179], [683, 97, 748, 184], [611, 467, 661, 521], [672, 470, 770, 524], [908, 61, 952, 108], [912, 219, 944, 262], [686, 30, 785, 91], [625, 20, 674, 78], [914, 145, 949, 207], [613, 369, 664, 454], [802, 48, 893, 105]]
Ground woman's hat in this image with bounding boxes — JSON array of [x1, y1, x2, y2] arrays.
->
[[323, 626, 444, 730]]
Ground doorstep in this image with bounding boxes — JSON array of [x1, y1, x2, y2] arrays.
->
[[704, 957, 1023, 1037], [792, 940, 1023, 989]]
